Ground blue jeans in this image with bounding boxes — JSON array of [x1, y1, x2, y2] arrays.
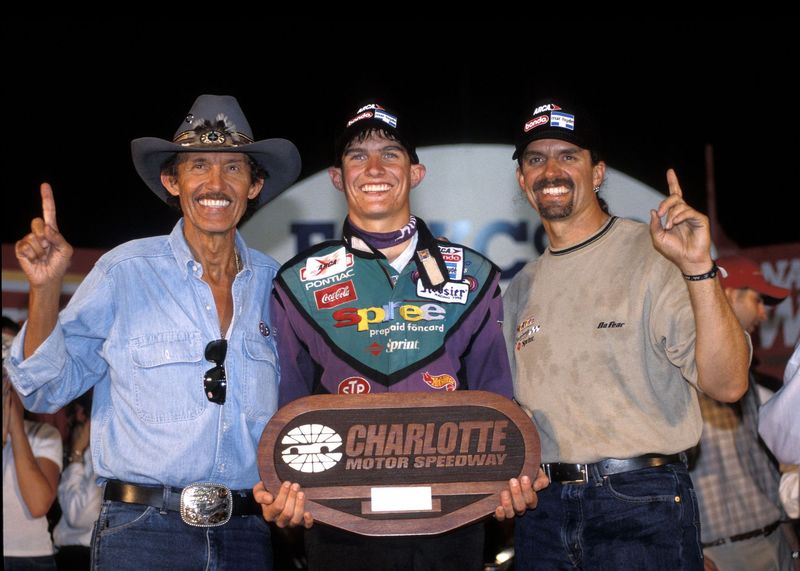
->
[[514, 463, 703, 570], [91, 500, 272, 570]]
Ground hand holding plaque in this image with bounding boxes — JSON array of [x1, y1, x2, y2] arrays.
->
[[257, 391, 540, 536]]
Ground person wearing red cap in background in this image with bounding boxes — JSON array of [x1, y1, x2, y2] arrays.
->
[[690, 256, 796, 570]]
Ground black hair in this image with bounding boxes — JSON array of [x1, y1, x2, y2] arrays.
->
[[334, 127, 404, 168], [1, 315, 20, 335], [66, 388, 93, 418]]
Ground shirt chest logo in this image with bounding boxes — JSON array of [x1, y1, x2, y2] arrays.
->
[[422, 371, 457, 391], [515, 315, 541, 351], [596, 321, 625, 329], [438, 246, 464, 281], [301, 247, 354, 281], [314, 280, 358, 310], [416, 280, 469, 305]]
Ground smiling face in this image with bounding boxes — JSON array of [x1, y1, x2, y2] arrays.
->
[[328, 132, 426, 232], [161, 152, 263, 238], [516, 138, 605, 222]]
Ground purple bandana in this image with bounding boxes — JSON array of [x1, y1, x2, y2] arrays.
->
[[346, 216, 417, 250]]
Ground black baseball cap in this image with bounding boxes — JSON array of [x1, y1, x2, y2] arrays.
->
[[512, 100, 599, 160], [334, 102, 418, 166]]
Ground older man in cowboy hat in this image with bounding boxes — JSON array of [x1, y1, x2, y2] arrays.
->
[[7, 95, 302, 569]]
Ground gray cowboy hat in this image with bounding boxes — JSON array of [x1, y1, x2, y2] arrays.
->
[[131, 94, 301, 208]]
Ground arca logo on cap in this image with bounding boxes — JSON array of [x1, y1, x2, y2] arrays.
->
[[533, 103, 562, 115], [356, 104, 385, 113]]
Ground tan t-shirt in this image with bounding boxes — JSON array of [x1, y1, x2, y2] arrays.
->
[[503, 217, 701, 463]]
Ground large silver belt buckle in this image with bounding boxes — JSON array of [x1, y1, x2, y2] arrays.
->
[[180, 482, 233, 527]]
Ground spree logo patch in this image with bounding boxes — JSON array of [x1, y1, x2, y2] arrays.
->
[[333, 302, 446, 332]]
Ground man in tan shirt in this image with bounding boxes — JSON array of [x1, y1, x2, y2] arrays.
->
[[499, 100, 750, 570]]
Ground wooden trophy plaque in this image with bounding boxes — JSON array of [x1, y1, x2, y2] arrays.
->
[[257, 391, 540, 536]]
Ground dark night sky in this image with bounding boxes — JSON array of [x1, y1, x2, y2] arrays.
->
[[5, 20, 798, 251]]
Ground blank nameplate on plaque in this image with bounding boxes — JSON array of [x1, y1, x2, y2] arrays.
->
[[371, 487, 432, 512]]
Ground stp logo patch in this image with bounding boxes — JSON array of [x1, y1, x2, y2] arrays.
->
[[338, 377, 371, 395]]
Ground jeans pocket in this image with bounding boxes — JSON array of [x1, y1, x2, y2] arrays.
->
[[96, 501, 156, 536], [603, 466, 680, 504]]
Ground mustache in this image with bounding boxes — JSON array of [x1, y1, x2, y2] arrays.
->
[[195, 192, 231, 201], [532, 177, 574, 193]]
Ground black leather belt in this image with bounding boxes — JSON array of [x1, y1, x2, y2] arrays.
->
[[104, 480, 261, 522], [702, 520, 781, 548], [542, 453, 685, 484]]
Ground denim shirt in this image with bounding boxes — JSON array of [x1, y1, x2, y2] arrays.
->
[[8, 220, 280, 490]]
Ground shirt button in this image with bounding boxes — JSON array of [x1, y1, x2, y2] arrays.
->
[[164, 350, 170, 359], [206, 305, 211, 311]]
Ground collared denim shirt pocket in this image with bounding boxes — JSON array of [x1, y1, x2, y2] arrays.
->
[[129, 331, 206, 423], [242, 333, 278, 422]]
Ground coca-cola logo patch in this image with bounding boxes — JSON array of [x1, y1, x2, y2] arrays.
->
[[314, 280, 358, 310]]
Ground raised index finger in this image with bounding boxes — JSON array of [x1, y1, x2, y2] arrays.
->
[[666, 168, 683, 199], [40, 182, 59, 232]]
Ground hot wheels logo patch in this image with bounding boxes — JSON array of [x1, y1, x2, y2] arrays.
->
[[422, 371, 457, 391]]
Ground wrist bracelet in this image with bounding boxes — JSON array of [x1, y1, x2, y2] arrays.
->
[[683, 264, 718, 281]]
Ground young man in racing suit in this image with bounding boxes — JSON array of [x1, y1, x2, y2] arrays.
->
[[267, 102, 518, 571]]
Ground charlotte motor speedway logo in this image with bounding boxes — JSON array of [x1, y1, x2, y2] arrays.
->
[[281, 424, 343, 473]]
